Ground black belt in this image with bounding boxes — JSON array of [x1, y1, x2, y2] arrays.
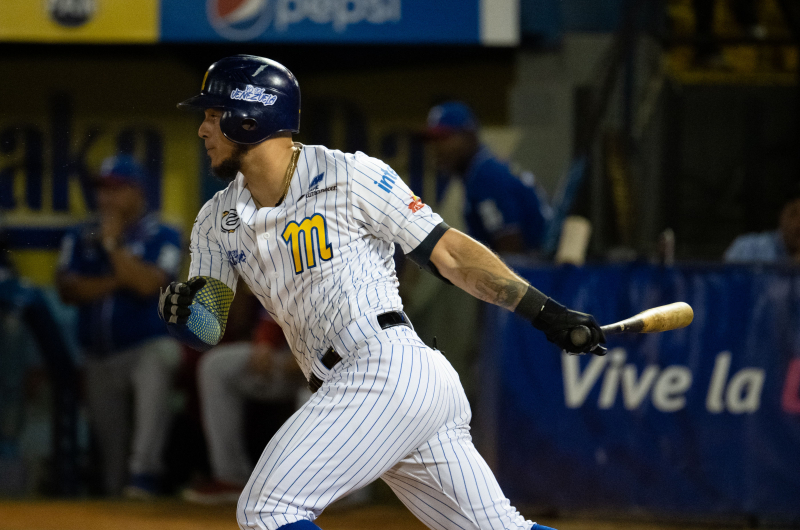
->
[[308, 311, 411, 392]]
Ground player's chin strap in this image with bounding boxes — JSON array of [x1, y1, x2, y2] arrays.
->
[[161, 276, 234, 352]]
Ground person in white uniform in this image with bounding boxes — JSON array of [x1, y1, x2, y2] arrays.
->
[[159, 55, 606, 530]]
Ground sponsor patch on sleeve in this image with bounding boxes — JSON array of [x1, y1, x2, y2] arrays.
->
[[408, 194, 425, 213]]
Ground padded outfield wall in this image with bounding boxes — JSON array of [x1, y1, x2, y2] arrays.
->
[[479, 263, 800, 523]]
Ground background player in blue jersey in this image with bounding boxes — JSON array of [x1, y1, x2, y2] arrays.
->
[[159, 55, 605, 530], [58, 154, 183, 498], [425, 101, 553, 254], [724, 186, 800, 264]]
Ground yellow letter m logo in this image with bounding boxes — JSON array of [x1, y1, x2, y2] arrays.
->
[[281, 213, 333, 274]]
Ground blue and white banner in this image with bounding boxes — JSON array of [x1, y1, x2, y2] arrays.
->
[[161, 0, 519, 45], [481, 264, 800, 519]]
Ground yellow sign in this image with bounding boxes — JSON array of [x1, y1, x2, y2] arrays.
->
[[0, 0, 158, 43], [0, 58, 201, 285]]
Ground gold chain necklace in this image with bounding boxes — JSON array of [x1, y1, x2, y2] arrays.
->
[[275, 145, 301, 206]]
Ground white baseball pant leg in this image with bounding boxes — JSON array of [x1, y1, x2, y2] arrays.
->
[[236, 326, 532, 530]]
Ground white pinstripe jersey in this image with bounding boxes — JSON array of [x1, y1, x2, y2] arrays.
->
[[189, 144, 443, 378]]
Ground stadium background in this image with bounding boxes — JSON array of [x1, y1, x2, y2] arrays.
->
[[1, 0, 799, 528]]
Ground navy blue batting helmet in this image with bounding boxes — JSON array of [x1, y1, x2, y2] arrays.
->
[[178, 55, 300, 145]]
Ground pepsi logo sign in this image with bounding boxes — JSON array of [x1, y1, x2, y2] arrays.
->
[[207, 0, 273, 41], [207, 0, 401, 40]]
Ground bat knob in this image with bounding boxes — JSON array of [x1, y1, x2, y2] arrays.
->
[[569, 325, 592, 348]]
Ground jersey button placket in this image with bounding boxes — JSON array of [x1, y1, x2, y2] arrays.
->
[[255, 211, 274, 267]]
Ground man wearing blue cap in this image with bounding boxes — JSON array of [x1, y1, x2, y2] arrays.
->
[[56, 154, 182, 498], [425, 101, 552, 254]]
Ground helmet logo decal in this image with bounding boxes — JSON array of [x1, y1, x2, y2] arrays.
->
[[231, 85, 278, 106]]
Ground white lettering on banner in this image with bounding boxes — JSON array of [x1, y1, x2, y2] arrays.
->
[[651, 366, 692, 412], [562, 350, 765, 414], [706, 351, 764, 414], [706, 351, 731, 412], [565, 350, 693, 412], [726, 369, 765, 412], [562, 350, 609, 408], [274, 0, 401, 32], [598, 349, 625, 408], [621, 365, 660, 409], [705, 352, 765, 413]]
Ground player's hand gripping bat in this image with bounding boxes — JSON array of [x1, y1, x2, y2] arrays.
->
[[570, 302, 694, 349]]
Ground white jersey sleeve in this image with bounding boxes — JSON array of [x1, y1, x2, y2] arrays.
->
[[189, 198, 239, 292], [349, 152, 444, 254]]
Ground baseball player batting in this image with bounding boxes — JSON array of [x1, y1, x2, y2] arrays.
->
[[158, 55, 606, 530]]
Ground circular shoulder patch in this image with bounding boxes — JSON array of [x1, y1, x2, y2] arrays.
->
[[221, 210, 241, 233]]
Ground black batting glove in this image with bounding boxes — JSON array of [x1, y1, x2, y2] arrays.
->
[[532, 298, 607, 355], [158, 277, 207, 325]]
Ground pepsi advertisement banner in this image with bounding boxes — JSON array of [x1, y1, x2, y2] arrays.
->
[[481, 264, 800, 520], [161, 0, 519, 45]]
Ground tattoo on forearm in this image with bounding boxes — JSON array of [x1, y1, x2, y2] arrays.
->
[[462, 267, 526, 310], [441, 230, 528, 310]]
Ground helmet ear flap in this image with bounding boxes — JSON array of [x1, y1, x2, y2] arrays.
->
[[220, 108, 268, 145]]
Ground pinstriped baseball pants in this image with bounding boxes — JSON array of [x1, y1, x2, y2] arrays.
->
[[236, 325, 533, 530]]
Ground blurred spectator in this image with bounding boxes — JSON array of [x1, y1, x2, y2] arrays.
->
[[56, 154, 182, 498], [182, 309, 304, 504], [692, 0, 764, 68], [724, 188, 800, 264], [0, 232, 80, 496], [424, 101, 552, 254]]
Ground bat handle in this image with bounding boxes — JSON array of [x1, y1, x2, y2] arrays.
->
[[569, 325, 607, 356]]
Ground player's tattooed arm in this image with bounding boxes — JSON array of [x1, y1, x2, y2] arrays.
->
[[429, 229, 530, 312], [430, 228, 606, 355], [464, 268, 527, 310]]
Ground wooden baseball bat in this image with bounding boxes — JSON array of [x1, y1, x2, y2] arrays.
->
[[570, 302, 694, 347]]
